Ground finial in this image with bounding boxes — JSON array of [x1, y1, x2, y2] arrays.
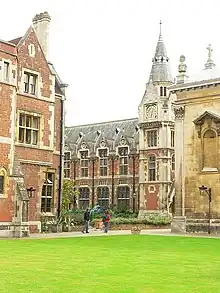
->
[[159, 20, 162, 36], [205, 44, 215, 70], [207, 44, 213, 62]]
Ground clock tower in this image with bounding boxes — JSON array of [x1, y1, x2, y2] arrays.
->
[[138, 21, 175, 217]]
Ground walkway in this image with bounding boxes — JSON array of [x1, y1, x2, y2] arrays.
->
[[28, 228, 220, 239]]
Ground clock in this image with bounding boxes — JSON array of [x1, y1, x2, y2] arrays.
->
[[145, 105, 157, 119]]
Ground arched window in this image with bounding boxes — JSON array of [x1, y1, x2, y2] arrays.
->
[[117, 186, 130, 211], [203, 129, 217, 169], [78, 187, 90, 209], [0, 168, 6, 196], [148, 156, 156, 181], [171, 154, 175, 171], [118, 147, 128, 175], [97, 186, 109, 208]]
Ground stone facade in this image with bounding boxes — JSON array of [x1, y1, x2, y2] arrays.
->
[[170, 49, 220, 233], [0, 12, 66, 237], [65, 23, 176, 215]]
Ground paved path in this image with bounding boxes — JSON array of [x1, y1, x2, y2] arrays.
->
[[27, 228, 220, 239]]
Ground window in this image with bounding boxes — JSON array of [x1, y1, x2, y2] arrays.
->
[[171, 130, 175, 147], [203, 129, 217, 169], [80, 151, 89, 177], [148, 156, 156, 181], [147, 130, 157, 147], [118, 147, 128, 175], [160, 86, 167, 96], [117, 186, 130, 211], [18, 113, 39, 145], [171, 154, 175, 171], [64, 152, 71, 178], [24, 72, 37, 95], [0, 168, 6, 196], [164, 87, 167, 96], [3, 61, 9, 82], [41, 172, 54, 213], [78, 187, 90, 209], [99, 149, 108, 176], [97, 186, 109, 208]]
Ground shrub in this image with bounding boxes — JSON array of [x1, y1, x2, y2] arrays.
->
[[110, 210, 138, 219], [109, 214, 171, 226]]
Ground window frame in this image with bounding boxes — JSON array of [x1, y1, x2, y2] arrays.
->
[[23, 70, 38, 96], [98, 148, 108, 176], [78, 187, 90, 209], [64, 151, 71, 178], [97, 186, 109, 208], [148, 155, 156, 181], [3, 61, 9, 83], [117, 186, 130, 210], [41, 172, 55, 213], [18, 112, 40, 146], [0, 168, 6, 196], [171, 130, 175, 147], [118, 147, 129, 175], [80, 150, 89, 178], [147, 130, 157, 147]]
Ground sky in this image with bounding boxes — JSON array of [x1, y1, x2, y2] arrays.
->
[[1, 0, 220, 126]]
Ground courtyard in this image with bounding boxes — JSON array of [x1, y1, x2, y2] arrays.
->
[[0, 234, 220, 293]]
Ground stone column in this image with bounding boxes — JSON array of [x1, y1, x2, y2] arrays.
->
[[171, 105, 186, 233]]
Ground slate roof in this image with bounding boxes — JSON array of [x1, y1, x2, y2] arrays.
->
[[65, 117, 139, 152]]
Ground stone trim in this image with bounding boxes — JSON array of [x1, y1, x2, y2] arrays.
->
[[19, 159, 52, 166], [139, 121, 162, 129], [174, 106, 185, 119]]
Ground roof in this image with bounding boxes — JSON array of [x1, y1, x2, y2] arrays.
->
[[65, 118, 139, 152], [189, 66, 220, 84], [8, 37, 22, 45]]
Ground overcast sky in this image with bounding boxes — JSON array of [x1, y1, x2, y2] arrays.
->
[[1, 0, 220, 125]]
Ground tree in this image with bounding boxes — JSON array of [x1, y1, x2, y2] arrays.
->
[[62, 179, 79, 211]]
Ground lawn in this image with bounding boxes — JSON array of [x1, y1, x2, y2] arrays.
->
[[0, 235, 220, 293]]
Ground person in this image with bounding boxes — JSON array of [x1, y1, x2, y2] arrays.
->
[[82, 208, 90, 234], [102, 210, 110, 233]]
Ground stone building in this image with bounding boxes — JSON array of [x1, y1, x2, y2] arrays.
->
[[0, 12, 66, 237], [170, 45, 220, 233], [65, 23, 175, 214]]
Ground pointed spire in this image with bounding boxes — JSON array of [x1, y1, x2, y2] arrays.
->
[[148, 21, 173, 84], [159, 20, 162, 41], [204, 44, 215, 70]]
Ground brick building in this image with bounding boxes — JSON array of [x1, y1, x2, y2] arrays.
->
[[64, 23, 175, 214], [0, 12, 67, 237]]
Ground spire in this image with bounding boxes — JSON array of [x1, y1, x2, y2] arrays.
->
[[204, 44, 215, 70], [148, 21, 173, 84]]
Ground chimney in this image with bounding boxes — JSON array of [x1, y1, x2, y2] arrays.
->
[[32, 11, 51, 59]]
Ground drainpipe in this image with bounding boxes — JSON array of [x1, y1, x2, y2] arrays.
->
[[57, 83, 68, 217]]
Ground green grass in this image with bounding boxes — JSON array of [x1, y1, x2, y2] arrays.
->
[[0, 235, 220, 293]]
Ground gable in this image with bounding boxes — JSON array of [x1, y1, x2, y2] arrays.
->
[[193, 111, 220, 125]]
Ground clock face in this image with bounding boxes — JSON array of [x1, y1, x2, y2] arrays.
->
[[145, 105, 157, 119]]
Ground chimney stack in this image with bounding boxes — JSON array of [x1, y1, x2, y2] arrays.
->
[[32, 11, 51, 60]]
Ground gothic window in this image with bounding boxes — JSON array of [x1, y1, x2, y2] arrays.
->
[[148, 156, 156, 181], [147, 130, 157, 147], [78, 187, 90, 209], [0, 168, 6, 195], [97, 186, 109, 208], [99, 149, 108, 176], [118, 147, 128, 175], [41, 172, 54, 213], [171, 130, 175, 147], [171, 154, 175, 171], [203, 129, 217, 169], [64, 152, 71, 178], [117, 186, 130, 211], [80, 150, 89, 177]]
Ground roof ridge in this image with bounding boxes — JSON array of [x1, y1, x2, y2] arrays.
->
[[66, 117, 138, 128]]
